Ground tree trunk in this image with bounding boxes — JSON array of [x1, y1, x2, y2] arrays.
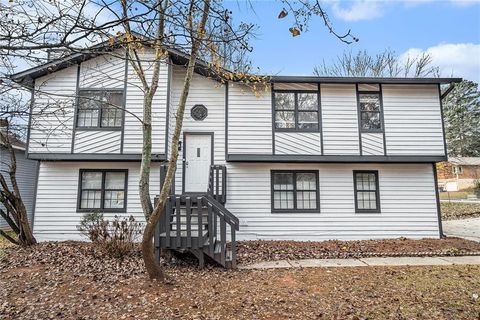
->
[[141, 0, 211, 280]]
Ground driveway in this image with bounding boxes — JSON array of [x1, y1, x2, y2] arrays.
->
[[443, 217, 480, 242]]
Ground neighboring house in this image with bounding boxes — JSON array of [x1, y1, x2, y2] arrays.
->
[[10, 47, 461, 266], [437, 157, 480, 191], [0, 120, 39, 231]]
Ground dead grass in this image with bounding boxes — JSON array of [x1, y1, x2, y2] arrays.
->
[[441, 202, 480, 220], [0, 242, 479, 319]]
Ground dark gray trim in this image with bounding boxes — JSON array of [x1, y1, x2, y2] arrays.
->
[[272, 89, 321, 133], [227, 154, 447, 163], [440, 83, 456, 100], [379, 84, 387, 156], [224, 81, 228, 160], [71, 63, 81, 154], [75, 127, 123, 131], [76, 168, 128, 213], [355, 84, 363, 156], [437, 84, 448, 157], [182, 132, 214, 194], [271, 76, 462, 84], [318, 83, 324, 155], [27, 153, 166, 161], [271, 83, 275, 155], [30, 160, 40, 230], [353, 170, 381, 214], [270, 170, 320, 213], [164, 60, 172, 157], [432, 162, 444, 238], [121, 51, 128, 154]]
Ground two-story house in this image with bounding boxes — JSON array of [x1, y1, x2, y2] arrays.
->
[[11, 48, 461, 248]]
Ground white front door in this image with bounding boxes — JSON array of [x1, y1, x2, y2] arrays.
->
[[184, 134, 212, 193]]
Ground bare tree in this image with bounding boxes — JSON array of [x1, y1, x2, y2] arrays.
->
[[314, 49, 440, 77]]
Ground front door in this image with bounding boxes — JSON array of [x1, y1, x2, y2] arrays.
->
[[184, 134, 212, 193]]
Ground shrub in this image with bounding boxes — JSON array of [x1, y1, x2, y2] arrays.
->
[[474, 179, 480, 190], [77, 213, 143, 259]]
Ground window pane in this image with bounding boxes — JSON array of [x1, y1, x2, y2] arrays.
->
[[357, 191, 377, 210], [275, 111, 295, 129], [273, 173, 294, 190], [356, 173, 376, 191], [296, 173, 316, 190], [80, 190, 101, 209], [77, 108, 99, 127], [275, 92, 295, 110], [101, 106, 123, 127], [273, 191, 294, 209], [361, 112, 381, 130], [105, 172, 125, 189], [298, 93, 318, 110], [359, 94, 380, 111], [104, 190, 125, 209], [298, 111, 318, 130], [82, 172, 102, 189], [297, 191, 317, 209]]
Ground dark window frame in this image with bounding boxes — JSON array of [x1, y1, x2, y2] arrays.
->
[[356, 88, 385, 133], [273, 90, 321, 132], [75, 88, 125, 130], [353, 170, 381, 214], [271, 170, 320, 213], [77, 169, 128, 213]]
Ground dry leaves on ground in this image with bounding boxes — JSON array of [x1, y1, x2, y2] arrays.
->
[[441, 202, 480, 220]]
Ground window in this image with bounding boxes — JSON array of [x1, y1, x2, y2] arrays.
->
[[453, 166, 463, 174], [274, 91, 319, 131], [78, 169, 127, 212], [271, 170, 319, 213], [358, 92, 383, 132], [353, 171, 380, 213], [76, 90, 124, 128]]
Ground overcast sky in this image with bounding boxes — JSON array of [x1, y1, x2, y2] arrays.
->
[[225, 0, 480, 82]]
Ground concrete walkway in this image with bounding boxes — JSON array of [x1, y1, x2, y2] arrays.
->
[[443, 217, 480, 242], [239, 255, 480, 270]]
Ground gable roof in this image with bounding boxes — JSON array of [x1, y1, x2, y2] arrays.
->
[[10, 43, 462, 86]]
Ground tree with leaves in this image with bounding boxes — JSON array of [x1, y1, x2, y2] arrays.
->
[[314, 49, 439, 78], [443, 80, 480, 157]]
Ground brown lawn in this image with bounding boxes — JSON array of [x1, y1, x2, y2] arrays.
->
[[1, 242, 479, 319]]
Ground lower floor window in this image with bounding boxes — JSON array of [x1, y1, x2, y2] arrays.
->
[[78, 169, 127, 212], [271, 170, 319, 212], [354, 170, 380, 213]]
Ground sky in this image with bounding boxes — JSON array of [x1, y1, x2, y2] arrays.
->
[[224, 0, 480, 82]]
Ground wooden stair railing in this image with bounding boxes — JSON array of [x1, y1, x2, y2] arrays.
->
[[208, 165, 226, 204], [155, 194, 239, 268]]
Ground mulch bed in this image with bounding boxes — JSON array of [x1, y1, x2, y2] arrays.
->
[[236, 237, 480, 265], [1, 242, 479, 319], [441, 202, 480, 220]]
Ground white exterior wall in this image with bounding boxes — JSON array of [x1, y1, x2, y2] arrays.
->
[[320, 84, 360, 155], [225, 162, 440, 240], [227, 82, 272, 154], [30, 65, 77, 153], [33, 161, 160, 241], [168, 66, 226, 194], [275, 132, 322, 155], [383, 84, 445, 156], [361, 132, 384, 156]]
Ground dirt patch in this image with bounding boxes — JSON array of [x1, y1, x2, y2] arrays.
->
[[441, 202, 480, 220], [236, 237, 480, 265], [1, 242, 479, 319]]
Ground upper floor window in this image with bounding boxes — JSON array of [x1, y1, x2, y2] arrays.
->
[[274, 91, 319, 131], [77, 169, 127, 212], [271, 170, 319, 213], [357, 88, 383, 132], [76, 90, 124, 128]]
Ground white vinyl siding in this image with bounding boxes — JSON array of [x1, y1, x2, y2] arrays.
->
[[123, 51, 168, 154], [79, 51, 125, 89], [274, 83, 317, 91], [228, 82, 272, 154], [168, 66, 226, 194], [73, 130, 122, 153], [32, 161, 160, 241], [361, 132, 384, 155], [226, 163, 439, 240], [274, 132, 321, 155], [321, 84, 360, 155], [383, 84, 445, 155], [30, 65, 77, 153]]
